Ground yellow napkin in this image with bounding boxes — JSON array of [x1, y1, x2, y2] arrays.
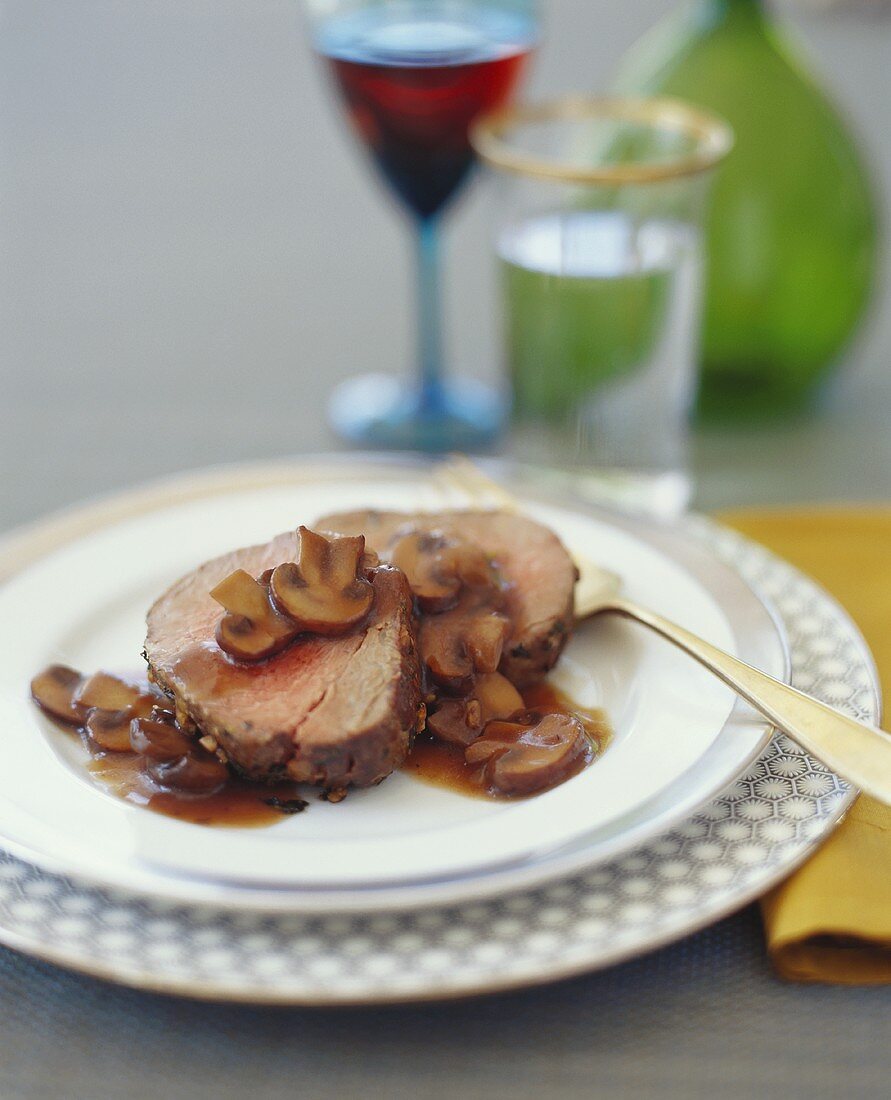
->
[[718, 507, 891, 984]]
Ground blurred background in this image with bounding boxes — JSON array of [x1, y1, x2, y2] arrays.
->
[[1, 0, 889, 527]]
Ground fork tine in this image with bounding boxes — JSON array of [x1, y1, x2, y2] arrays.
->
[[430, 461, 472, 509], [434, 455, 519, 512]]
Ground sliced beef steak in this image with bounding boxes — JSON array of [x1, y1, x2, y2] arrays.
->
[[144, 531, 423, 788], [317, 510, 577, 687]]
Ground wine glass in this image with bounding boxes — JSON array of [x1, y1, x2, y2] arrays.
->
[[306, 0, 539, 451]]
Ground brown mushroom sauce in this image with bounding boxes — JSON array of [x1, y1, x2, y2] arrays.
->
[[394, 523, 609, 799], [405, 682, 609, 800], [30, 665, 310, 827], [32, 665, 608, 824]]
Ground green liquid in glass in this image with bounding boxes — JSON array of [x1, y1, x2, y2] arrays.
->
[[501, 211, 698, 468]]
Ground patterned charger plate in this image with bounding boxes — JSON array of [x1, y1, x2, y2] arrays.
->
[[0, 461, 879, 1004]]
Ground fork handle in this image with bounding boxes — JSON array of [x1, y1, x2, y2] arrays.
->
[[604, 598, 891, 806]]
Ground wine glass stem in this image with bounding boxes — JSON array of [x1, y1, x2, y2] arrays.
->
[[415, 215, 446, 413]]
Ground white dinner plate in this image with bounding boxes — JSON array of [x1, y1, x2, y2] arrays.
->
[[0, 456, 876, 1004], [0, 460, 783, 901]]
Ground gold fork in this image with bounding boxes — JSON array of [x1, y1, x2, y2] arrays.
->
[[434, 457, 891, 806]]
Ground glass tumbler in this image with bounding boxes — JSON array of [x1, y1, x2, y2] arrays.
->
[[472, 97, 732, 510]]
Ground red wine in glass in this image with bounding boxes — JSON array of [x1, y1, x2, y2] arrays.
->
[[310, 2, 538, 450], [318, 7, 536, 218]]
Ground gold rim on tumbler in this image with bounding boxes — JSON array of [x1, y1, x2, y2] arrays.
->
[[471, 95, 734, 184]]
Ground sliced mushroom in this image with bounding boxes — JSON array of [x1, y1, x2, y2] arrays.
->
[[31, 666, 171, 752], [30, 665, 87, 724], [474, 672, 524, 722], [146, 751, 229, 795], [30, 662, 230, 797], [426, 697, 483, 746], [85, 692, 154, 753], [420, 605, 509, 692], [391, 530, 461, 612], [465, 712, 589, 797], [269, 527, 374, 635], [130, 715, 195, 760], [210, 568, 295, 662], [85, 710, 136, 753], [75, 671, 141, 712], [466, 616, 510, 674], [390, 529, 500, 613], [426, 672, 523, 746], [456, 549, 501, 592], [132, 711, 229, 794], [79, 678, 168, 753]]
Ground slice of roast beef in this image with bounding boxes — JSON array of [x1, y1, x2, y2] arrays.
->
[[144, 530, 423, 788], [316, 510, 577, 687]]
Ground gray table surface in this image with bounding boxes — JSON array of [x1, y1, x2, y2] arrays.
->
[[2, 2, 890, 1097]]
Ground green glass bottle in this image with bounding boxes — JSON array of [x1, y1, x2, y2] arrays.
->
[[616, 0, 878, 418]]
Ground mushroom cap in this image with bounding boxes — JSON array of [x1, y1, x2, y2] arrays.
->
[[210, 568, 296, 661], [474, 672, 524, 722], [85, 690, 158, 753], [30, 665, 87, 725], [425, 672, 524, 746], [269, 528, 374, 635], [420, 605, 509, 692], [426, 697, 483, 746], [146, 751, 228, 795], [390, 528, 498, 614], [130, 716, 195, 760], [466, 712, 589, 797], [75, 671, 142, 712]]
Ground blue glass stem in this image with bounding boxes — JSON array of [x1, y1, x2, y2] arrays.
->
[[415, 216, 446, 414]]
